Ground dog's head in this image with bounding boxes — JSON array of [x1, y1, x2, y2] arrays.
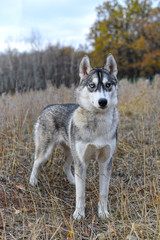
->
[[76, 54, 118, 112]]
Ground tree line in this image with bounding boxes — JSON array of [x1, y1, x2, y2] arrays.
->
[[0, 0, 159, 95], [0, 45, 85, 95]]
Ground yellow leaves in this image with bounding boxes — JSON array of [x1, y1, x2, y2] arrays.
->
[[15, 183, 26, 192], [67, 229, 74, 238], [89, 0, 160, 78], [14, 209, 21, 215], [67, 227, 91, 239], [141, 50, 160, 73], [14, 207, 28, 215], [157, 195, 160, 203], [134, 36, 148, 51]]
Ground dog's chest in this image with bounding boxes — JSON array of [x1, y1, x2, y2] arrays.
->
[[86, 120, 113, 148], [72, 108, 118, 163], [73, 109, 115, 148]]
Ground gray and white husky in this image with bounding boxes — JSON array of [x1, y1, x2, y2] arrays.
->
[[30, 53, 119, 220]]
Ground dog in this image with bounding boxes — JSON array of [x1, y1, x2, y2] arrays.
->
[[29, 53, 119, 220]]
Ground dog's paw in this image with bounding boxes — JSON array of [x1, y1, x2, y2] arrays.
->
[[98, 202, 109, 219], [29, 174, 38, 186], [98, 210, 109, 219], [73, 209, 85, 220]]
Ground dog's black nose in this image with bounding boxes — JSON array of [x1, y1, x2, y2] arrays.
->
[[98, 98, 107, 108]]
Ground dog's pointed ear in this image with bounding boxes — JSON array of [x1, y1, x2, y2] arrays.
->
[[79, 55, 92, 79], [104, 54, 118, 78]]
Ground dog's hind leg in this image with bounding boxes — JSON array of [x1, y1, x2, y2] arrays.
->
[[63, 154, 75, 185], [62, 145, 75, 185], [30, 139, 54, 186]]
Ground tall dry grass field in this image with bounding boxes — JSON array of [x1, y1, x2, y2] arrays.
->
[[0, 78, 160, 240]]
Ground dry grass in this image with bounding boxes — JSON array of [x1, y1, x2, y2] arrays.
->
[[0, 78, 160, 240]]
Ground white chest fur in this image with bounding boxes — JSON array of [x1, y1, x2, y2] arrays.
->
[[73, 107, 119, 163], [74, 107, 118, 140]]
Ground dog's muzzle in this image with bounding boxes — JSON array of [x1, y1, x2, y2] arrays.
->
[[98, 98, 107, 108]]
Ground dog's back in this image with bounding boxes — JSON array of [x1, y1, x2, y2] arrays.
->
[[36, 103, 78, 146]]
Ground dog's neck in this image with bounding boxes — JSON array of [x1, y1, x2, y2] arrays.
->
[[78, 105, 116, 116]]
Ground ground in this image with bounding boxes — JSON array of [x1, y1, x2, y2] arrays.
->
[[0, 78, 160, 239]]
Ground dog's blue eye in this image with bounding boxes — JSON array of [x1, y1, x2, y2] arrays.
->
[[89, 83, 96, 88]]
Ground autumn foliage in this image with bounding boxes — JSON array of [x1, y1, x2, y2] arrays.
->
[[89, 0, 160, 79]]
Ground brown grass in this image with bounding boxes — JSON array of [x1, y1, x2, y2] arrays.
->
[[0, 78, 160, 240]]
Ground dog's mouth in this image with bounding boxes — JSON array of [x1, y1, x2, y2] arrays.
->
[[99, 105, 107, 110]]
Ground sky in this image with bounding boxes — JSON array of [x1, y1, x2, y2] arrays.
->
[[0, 0, 105, 52]]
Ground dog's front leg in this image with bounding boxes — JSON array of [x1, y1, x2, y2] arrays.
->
[[73, 161, 87, 220], [98, 155, 113, 219]]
